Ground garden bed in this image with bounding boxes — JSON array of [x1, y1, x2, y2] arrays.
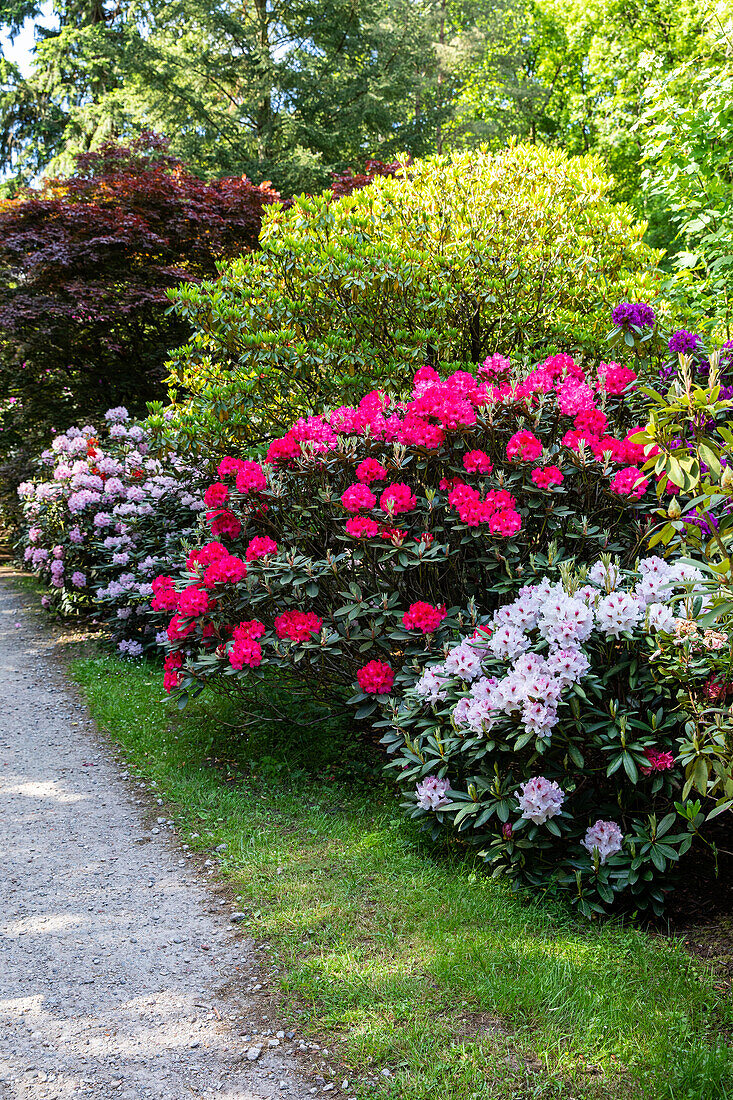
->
[[69, 645, 733, 1100]]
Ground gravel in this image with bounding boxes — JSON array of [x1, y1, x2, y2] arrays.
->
[[0, 571, 312, 1100]]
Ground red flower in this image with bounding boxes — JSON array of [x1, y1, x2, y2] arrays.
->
[[506, 430, 543, 462], [233, 620, 266, 640], [274, 610, 323, 642], [229, 635, 263, 669], [345, 516, 380, 538], [402, 601, 446, 633], [207, 509, 242, 539], [235, 460, 267, 493], [202, 554, 247, 586], [488, 509, 522, 536], [380, 482, 416, 515], [167, 613, 196, 642], [641, 748, 675, 775], [203, 482, 229, 509], [531, 465, 564, 489], [574, 408, 608, 436], [341, 483, 377, 512], [598, 361, 637, 395], [150, 574, 178, 611], [177, 584, 211, 617], [245, 536, 278, 561], [357, 659, 394, 694], [187, 541, 228, 569], [609, 467, 649, 500], [355, 458, 388, 483], [217, 456, 247, 479], [266, 434, 302, 464], [463, 449, 493, 474]]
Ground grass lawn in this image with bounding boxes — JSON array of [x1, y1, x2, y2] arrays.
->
[[71, 651, 733, 1100]]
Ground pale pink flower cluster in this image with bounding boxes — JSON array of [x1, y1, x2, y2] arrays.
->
[[409, 557, 699, 746], [415, 776, 451, 810], [517, 777, 565, 824], [581, 820, 623, 863]]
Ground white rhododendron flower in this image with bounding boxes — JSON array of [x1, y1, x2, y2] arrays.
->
[[582, 820, 623, 863]]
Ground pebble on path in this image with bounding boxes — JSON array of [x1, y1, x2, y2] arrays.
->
[[0, 570, 313, 1100]]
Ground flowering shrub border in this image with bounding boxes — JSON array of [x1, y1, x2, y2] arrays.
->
[[379, 556, 729, 916]]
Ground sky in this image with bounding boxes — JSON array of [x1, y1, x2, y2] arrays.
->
[[0, 2, 55, 77]]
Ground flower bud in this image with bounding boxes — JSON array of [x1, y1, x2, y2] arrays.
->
[[667, 497, 682, 519], [721, 466, 733, 492]]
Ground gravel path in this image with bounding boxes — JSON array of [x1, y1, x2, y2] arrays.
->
[[0, 572, 315, 1100]]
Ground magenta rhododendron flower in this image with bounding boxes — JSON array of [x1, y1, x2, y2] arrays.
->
[[463, 449, 493, 474], [202, 554, 248, 585], [609, 467, 649, 500], [204, 482, 229, 509], [217, 456, 247, 479], [229, 621, 266, 669], [274, 610, 323, 641], [641, 748, 675, 774], [266, 434, 302, 464], [598, 361, 637, 395], [177, 584, 211, 617], [245, 536, 278, 561], [506, 430, 542, 462], [150, 575, 179, 611], [235, 461, 267, 493], [532, 465, 564, 489], [380, 483, 416, 515], [341, 483, 377, 512], [402, 601, 447, 633], [355, 458, 388, 483], [208, 509, 242, 539], [357, 659, 394, 694], [345, 516, 380, 538]]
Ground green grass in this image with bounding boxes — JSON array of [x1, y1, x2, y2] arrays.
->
[[70, 652, 733, 1100]]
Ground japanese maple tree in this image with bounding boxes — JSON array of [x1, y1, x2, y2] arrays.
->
[[0, 132, 280, 469]]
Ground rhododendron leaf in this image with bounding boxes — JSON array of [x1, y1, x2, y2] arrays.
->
[[567, 744, 584, 768], [706, 798, 733, 820]]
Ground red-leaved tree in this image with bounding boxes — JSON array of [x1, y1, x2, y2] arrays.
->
[[0, 133, 280, 483]]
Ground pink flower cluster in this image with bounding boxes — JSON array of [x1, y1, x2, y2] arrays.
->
[[229, 620, 266, 669], [274, 610, 323, 642], [516, 777, 565, 825], [357, 659, 395, 695], [415, 776, 450, 810], [402, 601, 447, 634], [581, 820, 623, 864]]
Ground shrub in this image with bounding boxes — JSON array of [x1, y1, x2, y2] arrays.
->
[[379, 555, 733, 917], [155, 352, 658, 708], [159, 145, 662, 458], [17, 408, 204, 655]]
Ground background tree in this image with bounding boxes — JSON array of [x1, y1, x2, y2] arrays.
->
[[0, 0, 466, 194]]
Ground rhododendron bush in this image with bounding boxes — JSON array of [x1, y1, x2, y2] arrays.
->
[[157, 354, 659, 707], [158, 144, 661, 458], [17, 409, 204, 655], [379, 557, 733, 916]]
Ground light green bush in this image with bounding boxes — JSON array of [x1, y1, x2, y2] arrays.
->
[[159, 144, 661, 456]]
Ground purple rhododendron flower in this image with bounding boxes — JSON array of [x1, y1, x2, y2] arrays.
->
[[611, 302, 656, 329], [668, 329, 701, 355]]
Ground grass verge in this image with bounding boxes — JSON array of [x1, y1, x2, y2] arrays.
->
[[71, 651, 733, 1100]]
